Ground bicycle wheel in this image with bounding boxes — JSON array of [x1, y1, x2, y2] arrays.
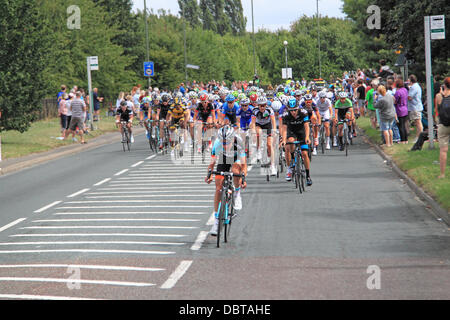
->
[[217, 192, 226, 248], [320, 126, 325, 154], [121, 131, 126, 152], [224, 192, 233, 243], [300, 158, 306, 192], [344, 126, 349, 157], [296, 157, 302, 194]]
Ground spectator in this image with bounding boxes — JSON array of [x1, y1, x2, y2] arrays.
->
[[356, 79, 366, 117], [436, 77, 450, 179], [57, 85, 66, 109], [93, 88, 104, 121], [387, 78, 400, 143], [394, 78, 409, 144], [64, 92, 87, 144], [407, 75, 423, 142], [374, 85, 397, 147], [366, 80, 378, 129], [378, 59, 394, 79], [58, 93, 69, 139], [180, 83, 186, 95]]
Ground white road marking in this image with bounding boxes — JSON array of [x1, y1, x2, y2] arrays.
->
[[33, 218, 200, 223], [114, 169, 129, 176], [131, 161, 144, 167], [97, 187, 212, 191], [57, 205, 211, 209], [0, 249, 175, 255], [85, 195, 211, 199], [190, 231, 209, 251], [0, 218, 27, 233], [65, 200, 211, 203], [118, 176, 201, 180], [206, 212, 216, 226], [0, 294, 101, 300], [0, 264, 165, 272], [93, 178, 111, 186], [53, 211, 207, 215], [67, 188, 90, 198], [145, 155, 156, 160], [0, 277, 155, 287], [34, 201, 62, 213], [0, 241, 185, 246], [160, 260, 193, 289], [107, 183, 207, 186], [21, 226, 198, 230], [87, 191, 211, 195], [10, 233, 187, 238]]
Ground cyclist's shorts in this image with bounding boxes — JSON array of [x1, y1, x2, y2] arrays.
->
[[337, 108, 351, 122], [256, 122, 272, 136], [319, 111, 330, 122]]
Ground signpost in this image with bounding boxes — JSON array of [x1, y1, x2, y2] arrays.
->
[[282, 68, 292, 80], [186, 64, 200, 70], [144, 61, 154, 77], [424, 15, 445, 149], [87, 56, 98, 130]]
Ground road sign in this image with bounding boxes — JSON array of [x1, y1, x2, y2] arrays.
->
[[144, 61, 154, 77], [282, 68, 292, 79], [430, 15, 445, 40], [89, 56, 99, 71], [186, 64, 200, 70]]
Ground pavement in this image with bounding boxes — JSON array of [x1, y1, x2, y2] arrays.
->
[[0, 132, 448, 300]]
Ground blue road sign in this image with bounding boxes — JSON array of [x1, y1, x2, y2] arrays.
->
[[144, 62, 154, 77]]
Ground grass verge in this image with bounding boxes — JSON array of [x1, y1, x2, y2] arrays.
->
[[1, 110, 117, 160], [357, 116, 450, 211]]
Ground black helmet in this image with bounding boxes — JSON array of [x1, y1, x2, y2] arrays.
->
[[161, 95, 169, 102], [120, 101, 127, 107]]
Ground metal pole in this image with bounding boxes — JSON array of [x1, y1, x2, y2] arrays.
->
[[317, 0, 321, 78], [87, 57, 94, 131], [251, 0, 256, 77], [424, 16, 434, 149], [285, 45, 288, 69], [144, 0, 151, 88], [183, 5, 188, 82]]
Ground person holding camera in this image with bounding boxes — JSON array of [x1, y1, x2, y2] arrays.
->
[[436, 77, 450, 179]]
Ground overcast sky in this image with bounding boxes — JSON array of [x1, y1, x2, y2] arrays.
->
[[132, 0, 346, 32]]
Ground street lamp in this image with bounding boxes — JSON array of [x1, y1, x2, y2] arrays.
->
[[283, 40, 288, 69], [144, 0, 151, 88]]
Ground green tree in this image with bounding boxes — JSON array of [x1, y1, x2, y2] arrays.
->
[[178, 0, 201, 27], [200, 0, 216, 33], [224, 0, 247, 35], [0, 0, 52, 132]]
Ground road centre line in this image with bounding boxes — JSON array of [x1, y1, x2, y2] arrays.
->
[[0, 277, 155, 287], [190, 231, 209, 251], [0, 249, 175, 255], [57, 205, 212, 209], [33, 218, 200, 223], [160, 260, 193, 289], [10, 233, 188, 238], [145, 155, 157, 160], [97, 187, 213, 190], [53, 211, 208, 215], [84, 195, 211, 198], [206, 212, 216, 226], [34, 201, 62, 213], [65, 200, 211, 203], [87, 191, 212, 195], [21, 226, 199, 230], [0, 264, 165, 272], [0, 218, 27, 233], [67, 188, 90, 198], [107, 183, 207, 186], [131, 161, 144, 167], [0, 241, 185, 246], [93, 178, 111, 186], [114, 169, 129, 176], [119, 176, 202, 179]]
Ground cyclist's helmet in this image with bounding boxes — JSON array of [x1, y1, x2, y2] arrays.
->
[[142, 97, 150, 105], [304, 94, 313, 101], [288, 98, 298, 110], [190, 92, 198, 99], [257, 96, 268, 105], [238, 93, 246, 101], [240, 98, 250, 105], [176, 92, 183, 98], [294, 90, 302, 96], [250, 94, 258, 103], [218, 125, 234, 142], [232, 91, 239, 98], [271, 100, 282, 112], [213, 95, 220, 101], [200, 93, 208, 102], [161, 94, 169, 102], [338, 91, 348, 99], [225, 94, 236, 102], [120, 101, 127, 107], [318, 91, 327, 99]]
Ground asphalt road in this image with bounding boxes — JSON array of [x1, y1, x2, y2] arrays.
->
[[0, 131, 449, 300]]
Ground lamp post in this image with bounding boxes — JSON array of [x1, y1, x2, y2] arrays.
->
[[144, 0, 151, 88], [251, 0, 257, 77], [317, 0, 322, 79], [283, 40, 288, 69]]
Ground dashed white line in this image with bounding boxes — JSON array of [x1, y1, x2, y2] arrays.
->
[[34, 201, 62, 213], [21, 226, 198, 230], [160, 260, 193, 289], [65, 200, 211, 203], [33, 218, 200, 223], [0, 249, 175, 255], [67, 188, 90, 198], [131, 161, 144, 168], [10, 233, 187, 238], [93, 178, 111, 186], [190, 231, 209, 251], [146, 155, 157, 160], [114, 169, 129, 176], [57, 205, 211, 209], [0, 264, 165, 272], [0, 294, 101, 301], [53, 211, 207, 215], [0, 218, 27, 233], [0, 241, 185, 246], [0, 277, 155, 287]]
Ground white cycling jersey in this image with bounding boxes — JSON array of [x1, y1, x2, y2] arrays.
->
[[316, 98, 332, 121]]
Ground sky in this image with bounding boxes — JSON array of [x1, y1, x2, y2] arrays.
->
[[132, 0, 347, 32]]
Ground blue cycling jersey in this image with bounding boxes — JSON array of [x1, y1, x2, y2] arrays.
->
[[237, 106, 253, 129], [221, 102, 240, 115]]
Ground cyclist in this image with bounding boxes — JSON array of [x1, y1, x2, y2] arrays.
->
[[194, 93, 216, 153], [219, 94, 240, 127], [158, 94, 172, 149], [116, 100, 134, 143], [250, 96, 277, 176], [139, 97, 152, 140], [237, 97, 254, 165], [280, 98, 312, 186], [205, 125, 247, 236], [334, 91, 355, 151], [301, 94, 321, 155], [316, 91, 333, 150], [167, 97, 187, 152]]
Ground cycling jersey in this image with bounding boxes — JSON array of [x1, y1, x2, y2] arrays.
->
[[237, 106, 253, 130], [116, 108, 133, 122], [168, 105, 186, 120], [151, 102, 161, 114], [221, 102, 240, 125], [159, 103, 171, 119], [281, 109, 310, 149], [334, 98, 353, 109], [252, 107, 274, 126], [196, 102, 215, 122], [211, 135, 246, 169], [316, 98, 332, 121], [140, 104, 150, 118]]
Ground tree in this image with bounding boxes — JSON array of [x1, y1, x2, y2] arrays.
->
[[178, 0, 201, 27], [224, 0, 247, 35], [214, 0, 231, 36], [0, 0, 52, 132], [200, 0, 216, 33]]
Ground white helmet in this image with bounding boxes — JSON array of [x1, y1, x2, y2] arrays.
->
[[218, 125, 234, 142], [271, 100, 282, 112], [257, 96, 268, 105]]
